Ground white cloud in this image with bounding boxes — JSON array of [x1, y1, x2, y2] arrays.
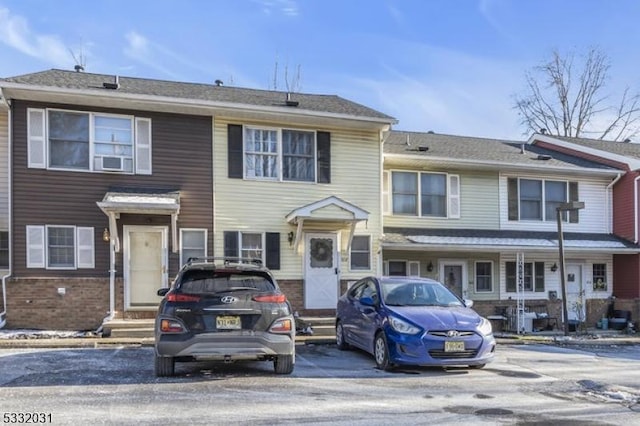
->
[[0, 7, 71, 67], [253, 0, 299, 17]]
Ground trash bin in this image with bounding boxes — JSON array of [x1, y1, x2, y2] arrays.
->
[[601, 317, 608, 330]]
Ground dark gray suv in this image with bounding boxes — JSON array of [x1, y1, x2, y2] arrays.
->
[[154, 257, 295, 376]]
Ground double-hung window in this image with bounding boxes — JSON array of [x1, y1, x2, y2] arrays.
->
[[390, 171, 459, 218], [27, 108, 151, 174], [593, 263, 607, 291], [506, 261, 544, 292], [475, 261, 493, 292], [244, 127, 316, 182], [508, 178, 578, 222], [350, 235, 371, 270], [385, 260, 420, 277], [180, 229, 207, 266], [26, 225, 94, 270], [0, 231, 8, 269], [240, 233, 264, 261]]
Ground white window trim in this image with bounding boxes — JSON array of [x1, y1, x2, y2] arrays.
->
[[180, 228, 208, 266], [28, 108, 151, 175], [242, 125, 318, 183], [515, 177, 570, 222], [474, 260, 493, 293], [26, 225, 95, 270], [390, 169, 460, 218], [240, 232, 265, 263], [384, 259, 420, 277], [349, 234, 372, 272]]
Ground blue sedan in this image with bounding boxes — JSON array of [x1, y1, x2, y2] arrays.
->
[[336, 276, 496, 370]]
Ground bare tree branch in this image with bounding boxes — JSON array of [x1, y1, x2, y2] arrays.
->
[[513, 47, 640, 141]]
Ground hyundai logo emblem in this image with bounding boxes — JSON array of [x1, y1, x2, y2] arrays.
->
[[220, 296, 237, 304], [446, 330, 460, 337]]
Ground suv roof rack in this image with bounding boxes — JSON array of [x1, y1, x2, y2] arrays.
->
[[185, 256, 263, 266]]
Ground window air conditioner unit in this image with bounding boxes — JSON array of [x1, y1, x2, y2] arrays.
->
[[100, 156, 124, 171]]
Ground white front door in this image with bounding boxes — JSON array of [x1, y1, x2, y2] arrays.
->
[[304, 233, 339, 309], [566, 264, 585, 322], [124, 226, 168, 309]]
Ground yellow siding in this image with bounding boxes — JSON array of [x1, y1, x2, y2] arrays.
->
[[309, 204, 356, 220], [213, 118, 382, 280]]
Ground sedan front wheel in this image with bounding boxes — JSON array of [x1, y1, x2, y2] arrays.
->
[[374, 332, 393, 371]]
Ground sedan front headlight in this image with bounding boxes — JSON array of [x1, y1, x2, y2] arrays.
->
[[478, 317, 493, 336], [389, 315, 421, 335]]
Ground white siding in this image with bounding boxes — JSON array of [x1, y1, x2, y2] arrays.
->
[[384, 169, 500, 229], [499, 173, 610, 233], [214, 119, 382, 280], [0, 109, 8, 230]]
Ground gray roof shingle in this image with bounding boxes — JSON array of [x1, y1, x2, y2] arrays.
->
[[385, 130, 618, 170], [1, 69, 395, 122], [545, 135, 640, 160]]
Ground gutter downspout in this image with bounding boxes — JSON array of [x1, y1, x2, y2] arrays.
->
[[0, 93, 12, 329], [635, 175, 640, 244], [378, 126, 391, 277], [606, 173, 622, 235]]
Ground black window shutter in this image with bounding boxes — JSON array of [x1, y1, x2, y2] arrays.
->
[[317, 131, 331, 183], [506, 262, 516, 292], [534, 262, 545, 292], [265, 232, 281, 270], [508, 178, 518, 220], [223, 231, 239, 258], [569, 182, 579, 223], [228, 124, 243, 179]]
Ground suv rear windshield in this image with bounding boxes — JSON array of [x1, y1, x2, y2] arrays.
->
[[178, 270, 276, 294]]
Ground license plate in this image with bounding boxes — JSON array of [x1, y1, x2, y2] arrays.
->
[[216, 316, 241, 330], [444, 341, 465, 352]]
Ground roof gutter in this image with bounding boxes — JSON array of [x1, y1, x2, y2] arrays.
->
[[380, 242, 640, 254], [0, 88, 12, 329], [384, 153, 622, 176], [0, 82, 398, 127]]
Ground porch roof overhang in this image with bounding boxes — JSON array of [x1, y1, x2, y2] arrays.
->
[[381, 228, 640, 254], [96, 190, 180, 252], [285, 196, 369, 253]]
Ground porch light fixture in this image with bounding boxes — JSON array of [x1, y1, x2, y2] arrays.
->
[[102, 228, 110, 242], [550, 263, 558, 272], [427, 261, 433, 272], [556, 201, 585, 336], [288, 231, 295, 246]]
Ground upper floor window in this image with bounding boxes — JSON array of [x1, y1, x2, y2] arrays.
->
[[389, 171, 460, 218], [227, 124, 331, 184], [508, 178, 579, 222], [244, 127, 316, 182], [27, 108, 152, 175]]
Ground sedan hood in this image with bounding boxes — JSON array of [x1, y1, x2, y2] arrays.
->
[[388, 306, 481, 330]]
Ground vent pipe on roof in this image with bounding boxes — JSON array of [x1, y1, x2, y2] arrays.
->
[[624, 138, 632, 143], [540, 128, 547, 135], [285, 92, 299, 107], [521, 144, 525, 154], [215, 79, 223, 86], [74, 64, 84, 72], [406, 134, 410, 146]]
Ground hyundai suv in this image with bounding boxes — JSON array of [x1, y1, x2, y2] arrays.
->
[[154, 257, 295, 376]]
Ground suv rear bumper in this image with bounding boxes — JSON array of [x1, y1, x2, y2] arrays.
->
[[156, 331, 295, 360]]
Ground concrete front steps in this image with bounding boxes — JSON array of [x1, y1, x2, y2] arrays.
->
[[102, 316, 336, 343]]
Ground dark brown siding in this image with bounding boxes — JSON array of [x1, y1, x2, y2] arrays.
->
[[613, 254, 640, 298], [612, 171, 638, 241], [11, 100, 213, 278]]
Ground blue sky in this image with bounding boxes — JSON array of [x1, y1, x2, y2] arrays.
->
[[1, 0, 640, 140]]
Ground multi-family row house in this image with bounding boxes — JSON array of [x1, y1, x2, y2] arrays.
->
[[0, 69, 395, 330], [1, 68, 639, 332], [381, 131, 640, 329]]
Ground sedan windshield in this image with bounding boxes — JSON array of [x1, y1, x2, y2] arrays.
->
[[381, 280, 463, 307]]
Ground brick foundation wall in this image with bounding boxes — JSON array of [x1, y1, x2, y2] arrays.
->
[[277, 278, 347, 317], [5, 277, 110, 330]]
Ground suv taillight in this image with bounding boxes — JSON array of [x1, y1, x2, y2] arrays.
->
[[166, 293, 201, 302], [252, 294, 286, 303], [160, 319, 186, 333], [269, 318, 292, 333]]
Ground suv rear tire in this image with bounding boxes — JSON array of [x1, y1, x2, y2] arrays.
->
[[273, 355, 294, 374], [155, 355, 175, 377]]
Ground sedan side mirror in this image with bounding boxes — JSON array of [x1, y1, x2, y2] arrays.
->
[[463, 299, 474, 308], [360, 296, 376, 307], [157, 288, 170, 297]]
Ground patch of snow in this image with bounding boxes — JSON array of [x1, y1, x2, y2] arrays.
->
[[0, 329, 97, 339]]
